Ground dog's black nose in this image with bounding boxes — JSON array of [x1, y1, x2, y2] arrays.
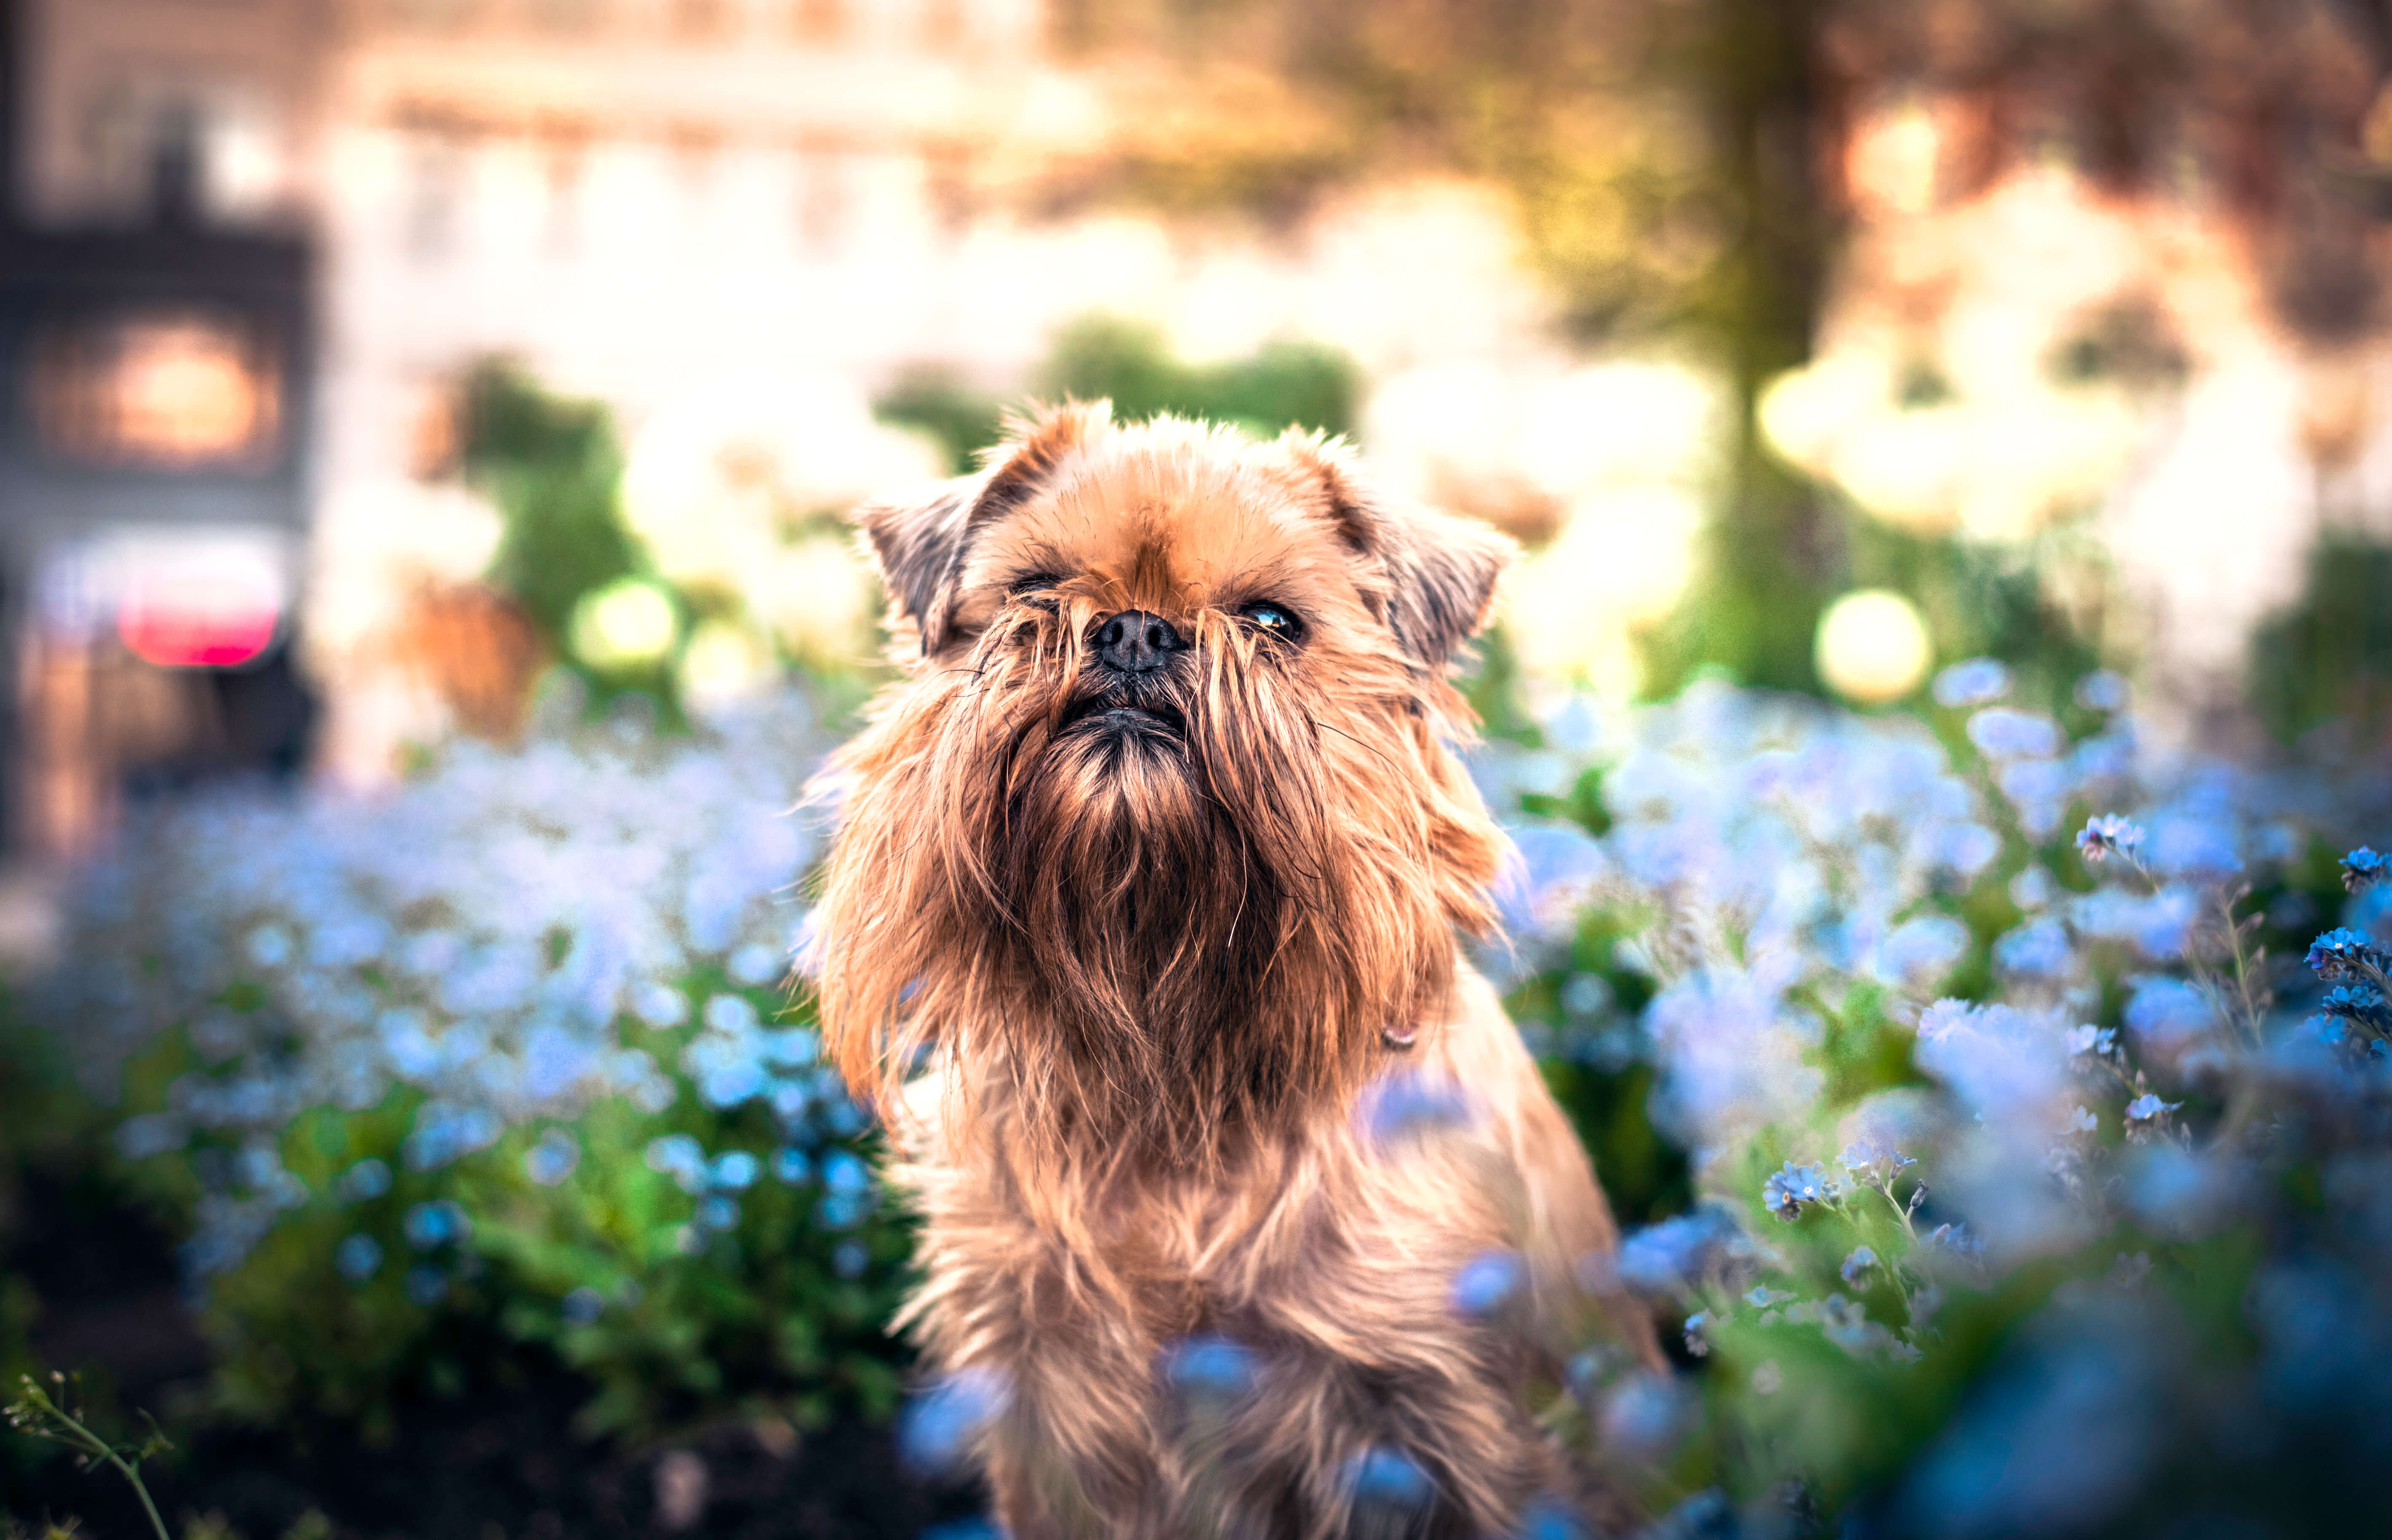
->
[[1093, 610, 1184, 675]]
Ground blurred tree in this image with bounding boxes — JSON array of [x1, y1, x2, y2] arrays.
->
[[1054, 0, 2392, 698], [456, 361, 677, 711], [1815, 0, 2389, 735], [1817, 0, 2382, 345], [459, 361, 642, 651], [1046, 0, 1843, 690]]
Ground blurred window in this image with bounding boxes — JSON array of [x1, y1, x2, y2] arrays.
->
[[404, 135, 467, 263], [537, 127, 590, 258], [29, 311, 284, 472], [78, 81, 152, 216], [672, 0, 730, 37], [199, 99, 289, 224], [75, 82, 285, 225], [920, 0, 965, 51], [384, 0, 480, 29], [526, 0, 605, 33], [670, 125, 722, 217], [792, 0, 844, 44], [796, 150, 849, 255]]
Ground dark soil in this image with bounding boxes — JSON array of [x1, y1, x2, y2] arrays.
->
[[0, 1167, 984, 1540], [7, 1376, 986, 1540]]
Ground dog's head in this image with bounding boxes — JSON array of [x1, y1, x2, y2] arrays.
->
[[814, 402, 1514, 1164]]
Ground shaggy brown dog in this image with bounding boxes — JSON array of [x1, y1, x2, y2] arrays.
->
[[813, 403, 1659, 1540]]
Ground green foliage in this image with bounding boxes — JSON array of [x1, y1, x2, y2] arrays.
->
[[1690, 1167, 2285, 1516], [101, 976, 910, 1446], [456, 1096, 911, 1438], [1543, 1060, 1690, 1227], [1453, 626, 1545, 749], [2250, 531, 2392, 746], [1497, 711, 1689, 1228], [1859, 523, 2108, 710], [5, 1374, 174, 1540], [873, 320, 1361, 483], [454, 360, 691, 718], [873, 365, 1007, 476], [459, 360, 645, 653], [1035, 315, 1359, 440], [0, 1007, 118, 1425]]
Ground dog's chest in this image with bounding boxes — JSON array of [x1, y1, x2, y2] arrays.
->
[[1050, 1146, 1365, 1333]]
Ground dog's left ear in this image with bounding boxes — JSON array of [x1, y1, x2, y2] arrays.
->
[[1279, 430, 1517, 672], [856, 401, 1108, 656]]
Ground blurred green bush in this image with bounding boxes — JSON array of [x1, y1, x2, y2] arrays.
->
[[5, 691, 911, 1452], [2251, 532, 2392, 749], [876, 316, 1360, 474], [461, 363, 645, 663], [15, 964, 912, 1450], [116, 982, 911, 1445]]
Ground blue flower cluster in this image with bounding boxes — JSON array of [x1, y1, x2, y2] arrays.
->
[[2301, 922, 2392, 1054], [41, 687, 863, 1291], [38, 633, 2392, 1529], [1466, 669, 2392, 1529]]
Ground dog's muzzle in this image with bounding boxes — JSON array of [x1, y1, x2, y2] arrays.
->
[[1060, 609, 1189, 741], [1060, 693, 1187, 740]]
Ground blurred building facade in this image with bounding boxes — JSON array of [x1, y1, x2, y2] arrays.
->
[[0, 0, 322, 860], [3, 0, 1561, 805], [7, 0, 2386, 837]]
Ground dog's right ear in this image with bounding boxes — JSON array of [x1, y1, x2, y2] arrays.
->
[[855, 483, 972, 658], [856, 401, 1107, 657], [1278, 429, 1517, 674]]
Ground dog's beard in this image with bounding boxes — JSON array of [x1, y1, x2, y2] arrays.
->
[[818, 605, 1475, 1170], [975, 626, 1370, 1165]]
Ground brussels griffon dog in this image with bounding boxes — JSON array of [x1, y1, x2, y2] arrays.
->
[[813, 403, 1658, 1539]]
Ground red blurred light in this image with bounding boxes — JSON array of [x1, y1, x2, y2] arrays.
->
[[118, 586, 280, 668]]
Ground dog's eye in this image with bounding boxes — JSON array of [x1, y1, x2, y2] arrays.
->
[[1241, 602, 1302, 640], [1008, 573, 1062, 599]]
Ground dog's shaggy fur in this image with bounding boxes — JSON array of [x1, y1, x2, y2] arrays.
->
[[813, 404, 1660, 1539]]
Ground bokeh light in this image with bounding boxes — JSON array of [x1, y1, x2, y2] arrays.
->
[[567, 577, 679, 671], [1814, 590, 1933, 705]]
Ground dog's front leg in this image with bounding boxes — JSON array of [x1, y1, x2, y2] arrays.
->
[[1152, 1338, 1556, 1540], [977, 1331, 1178, 1540], [907, 1221, 1178, 1539]]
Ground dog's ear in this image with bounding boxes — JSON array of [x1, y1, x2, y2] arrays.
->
[[970, 398, 1107, 525], [855, 483, 973, 656], [1280, 429, 1516, 671], [856, 401, 1107, 655]]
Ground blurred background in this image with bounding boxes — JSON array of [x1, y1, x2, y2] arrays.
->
[[0, 0, 2387, 870], [4, 2, 2392, 1535]]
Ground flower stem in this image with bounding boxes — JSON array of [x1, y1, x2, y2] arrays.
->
[[2216, 887, 2267, 1051], [11, 1383, 172, 1540], [1881, 1183, 1918, 1243]]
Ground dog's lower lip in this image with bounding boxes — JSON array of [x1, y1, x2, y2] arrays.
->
[[1063, 699, 1183, 735]]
